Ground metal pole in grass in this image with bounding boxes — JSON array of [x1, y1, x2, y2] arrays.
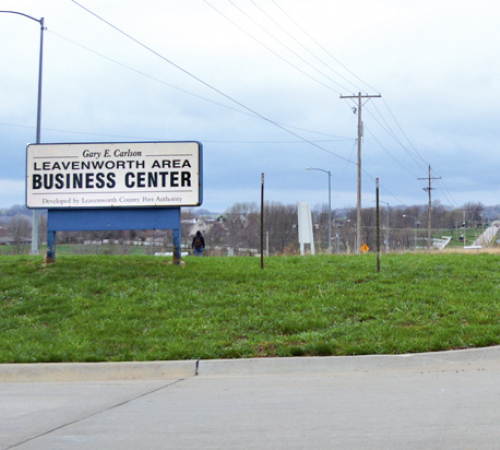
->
[[261, 173, 264, 270], [1, 11, 45, 254], [376, 178, 380, 273], [463, 211, 466, 249]]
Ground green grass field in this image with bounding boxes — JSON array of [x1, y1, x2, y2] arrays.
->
[[1, 253, 500, 363]]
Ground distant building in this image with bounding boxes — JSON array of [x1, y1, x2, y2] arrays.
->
[[0, 236, 14, 245], [188, 217, 215, 237]]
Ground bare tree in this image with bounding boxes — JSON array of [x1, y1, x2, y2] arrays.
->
[[312, 204, 331, 252], [463, 202, 484, 225], [8, 215, 32, 254], [205, 220, 227, 248], [264, 202, 298, 255], [37, 213, 48, 245], [224, 202, 260, 249]]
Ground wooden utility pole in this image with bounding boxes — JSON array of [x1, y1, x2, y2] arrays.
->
[[340, 92, 381, 254], [418, 165, 441, 250]]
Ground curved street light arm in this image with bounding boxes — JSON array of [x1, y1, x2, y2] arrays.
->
[[306, 167, 330, 176], [0, 10, 43, 24]]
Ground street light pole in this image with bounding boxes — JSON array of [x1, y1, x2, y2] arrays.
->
[[403, 214, 418, 250], [1, 11, 45, 254], [306, 167, 332, 254]]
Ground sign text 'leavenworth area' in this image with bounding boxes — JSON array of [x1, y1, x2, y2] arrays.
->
[[26, 142, 202, 208]]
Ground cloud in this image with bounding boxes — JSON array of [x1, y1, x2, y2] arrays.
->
[[0, 179, 25, 208], [1, 0, 500, 213]]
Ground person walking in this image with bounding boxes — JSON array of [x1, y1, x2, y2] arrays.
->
[[191, 231, 205, 256]]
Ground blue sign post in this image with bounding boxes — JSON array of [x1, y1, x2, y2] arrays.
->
[[47, 207, 182, 262]]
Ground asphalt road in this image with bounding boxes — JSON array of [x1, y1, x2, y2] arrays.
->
[[1, 347, 500, 450], [473, 221, 500, 247]]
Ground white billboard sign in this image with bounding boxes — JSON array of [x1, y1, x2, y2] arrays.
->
[[26, 142, 202, 209]]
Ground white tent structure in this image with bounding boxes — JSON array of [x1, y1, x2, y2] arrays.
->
[[298, 202, 315, 256]]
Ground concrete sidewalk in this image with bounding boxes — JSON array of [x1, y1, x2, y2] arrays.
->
[[2, 345, 499, 382], [1, 347, 500, 449]]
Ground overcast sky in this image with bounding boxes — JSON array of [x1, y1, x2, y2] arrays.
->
[[1, 0, 499, 213]]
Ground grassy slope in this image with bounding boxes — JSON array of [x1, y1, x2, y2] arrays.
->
[[1, 253, 500, 363]]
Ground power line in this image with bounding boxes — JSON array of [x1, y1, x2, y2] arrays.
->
[[358, 166, 408, 207], [48, 29, 260, 120], [249, 0, 363, 93], [201, 0, 343, 95], [263, 0, 449, 206], [69, 0, 281, 119], [65, 0, 420, 213], [270, 0, 379, 94], [225, 0, 352, 93], [336, 139, 357, 180], [49, 29, 351, 140], [358, 98, 455, 210], [363, 125, 421, 179], [204, 139, 352, 144], [267, 1, 448, 211], [381, 98, 429, 166], [370, 98, 455, 208], [38, 2, 357, 165], [0, 121, 153, 140], [364, 104, 427, 172], [435, 178, 458, 207], [0, 121, 353, 145], [365, 101, 457, 212]]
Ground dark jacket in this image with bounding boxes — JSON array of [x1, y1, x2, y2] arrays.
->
[[192, 232, 205, 249]]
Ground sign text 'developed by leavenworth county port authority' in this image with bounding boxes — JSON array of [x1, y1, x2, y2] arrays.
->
[[26, 142, 202, 209]]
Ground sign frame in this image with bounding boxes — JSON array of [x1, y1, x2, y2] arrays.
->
[[26, 141, 203, 263], [26, 141, 203, 209]]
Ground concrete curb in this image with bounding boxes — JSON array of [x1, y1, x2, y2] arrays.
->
[[0, 360, 197, 383], [1, 346, 499, 382], [198, 346, 500, 377]]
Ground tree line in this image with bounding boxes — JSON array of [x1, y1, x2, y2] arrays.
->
[[0, 201, 496, 255], [203, 200, 492, 254]]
